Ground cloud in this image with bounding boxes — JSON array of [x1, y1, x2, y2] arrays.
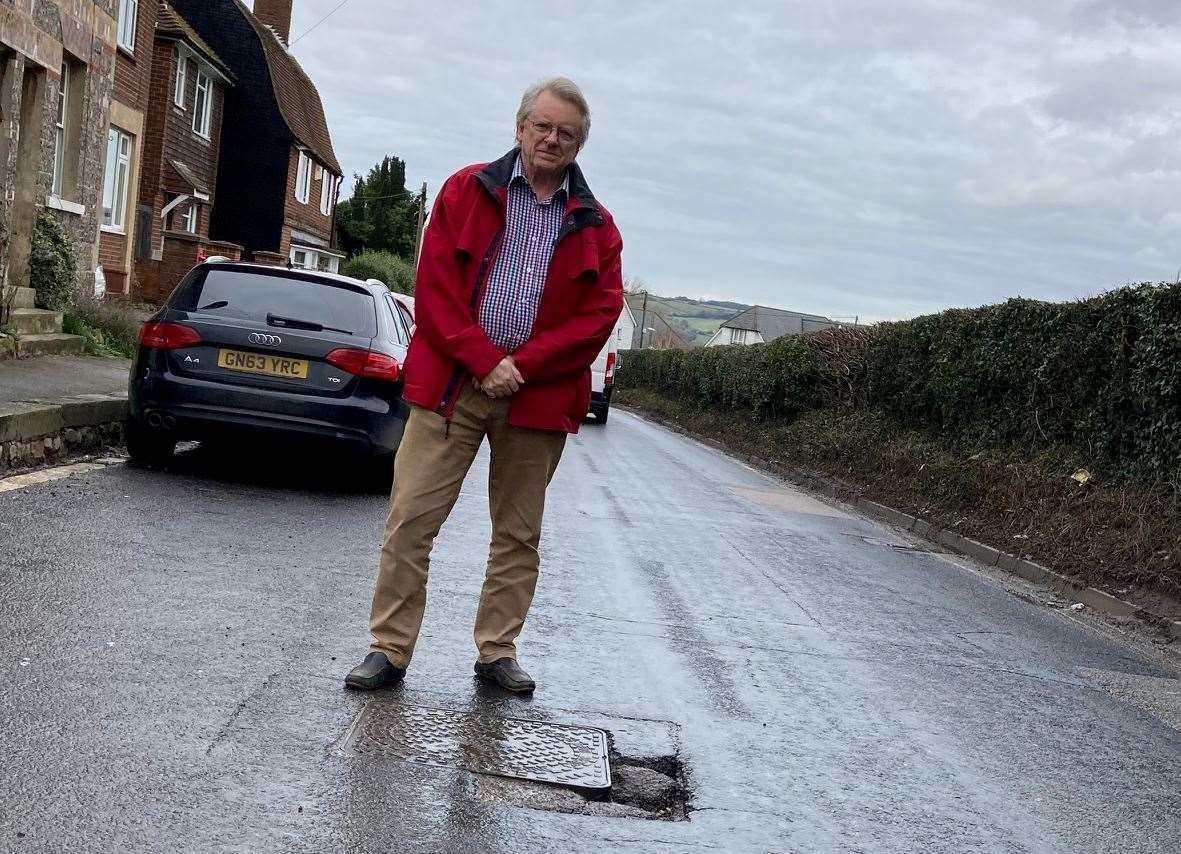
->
[[286, 0, 1181, 322]]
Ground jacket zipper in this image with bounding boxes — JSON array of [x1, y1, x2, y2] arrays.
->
[[436, 224, 507, 431]]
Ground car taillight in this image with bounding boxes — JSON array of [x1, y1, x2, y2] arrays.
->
[[139, 321, 201, 350], [605, 351, 617, 385], [326, 348, 401, 381]]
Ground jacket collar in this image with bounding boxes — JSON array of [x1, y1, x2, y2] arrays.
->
[[476, 147, 602, 222]]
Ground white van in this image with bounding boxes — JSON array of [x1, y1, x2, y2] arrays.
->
[[587, 339, 618, 424]]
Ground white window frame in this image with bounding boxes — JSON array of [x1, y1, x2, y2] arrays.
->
[[192, 70, 212, 139], [173, 52, 188, 108], [289, 246, 340, 273], [52, 62, 68, 196], [319, 173, 336, 215], [295, 151, 311, 204], [180, 203, 197, 233], [117, 0, 138, 53], [101, 127, 133, 233]]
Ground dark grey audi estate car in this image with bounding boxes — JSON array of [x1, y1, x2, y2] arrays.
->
[[127, 260, 414, 467]]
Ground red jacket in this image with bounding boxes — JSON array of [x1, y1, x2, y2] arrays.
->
[[400, 148, 624, 433]]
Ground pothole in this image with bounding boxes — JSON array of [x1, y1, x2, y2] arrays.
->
[[472, 742, 691, 821]]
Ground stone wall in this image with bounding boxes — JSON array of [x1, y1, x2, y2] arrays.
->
[[0, 1, 118, 299]]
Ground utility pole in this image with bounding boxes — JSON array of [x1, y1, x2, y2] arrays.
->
[[639, 291, 648, 349], [412, 181, 427, 270]]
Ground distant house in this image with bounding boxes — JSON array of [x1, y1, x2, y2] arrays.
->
[[167, 0, 344, 271], [704, 305, 841, 346], [134, 2, 239, 303], [624, 294, 692, 350], [614, 302, 637, 351]]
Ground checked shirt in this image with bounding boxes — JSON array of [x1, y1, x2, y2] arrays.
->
[[478, 157, 569, 352]]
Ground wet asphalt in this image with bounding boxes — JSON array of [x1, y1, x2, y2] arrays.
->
[[1, 408, 1179, 853]]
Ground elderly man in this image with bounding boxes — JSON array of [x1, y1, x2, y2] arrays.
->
[[345, 78, 624, 693]]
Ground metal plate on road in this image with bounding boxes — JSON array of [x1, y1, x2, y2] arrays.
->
[[342, 703, 612, 790]]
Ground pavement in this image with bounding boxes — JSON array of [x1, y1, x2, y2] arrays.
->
[[0, 355, 130, 406], [1, 409, 1180, 852], [0, 356, 129, 469]]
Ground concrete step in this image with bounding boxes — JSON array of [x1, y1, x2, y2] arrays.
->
[[8, 308, 63, 335], [2, 286, 37, 309], [15, 333, 86, 358]]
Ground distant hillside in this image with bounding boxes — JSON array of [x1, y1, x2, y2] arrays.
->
[[626, 292, 750, 346]]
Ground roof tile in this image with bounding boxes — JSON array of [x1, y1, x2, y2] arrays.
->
[[234, 0, 342, 175]]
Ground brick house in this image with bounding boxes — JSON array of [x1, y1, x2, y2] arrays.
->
[[133, 1, 240, 304], [163, 0, 344, 272], [96, 0, 159, 297], [1, 1, 118, 356]]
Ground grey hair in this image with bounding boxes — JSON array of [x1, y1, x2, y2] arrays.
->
[[516, 77, 591, 146]]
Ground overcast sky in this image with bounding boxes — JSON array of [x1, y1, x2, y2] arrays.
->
[[281, 0, 1181, 322]]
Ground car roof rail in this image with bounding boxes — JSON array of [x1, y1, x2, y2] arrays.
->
[[365, 278, 386, 288]]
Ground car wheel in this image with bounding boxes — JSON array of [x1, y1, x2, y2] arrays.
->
[[126, 417, 176, 467]]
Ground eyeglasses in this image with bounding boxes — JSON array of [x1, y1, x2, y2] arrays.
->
[[525, 118, 579, 147]]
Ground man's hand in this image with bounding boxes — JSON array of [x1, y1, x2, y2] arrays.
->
[[477, 357, 524, 398]]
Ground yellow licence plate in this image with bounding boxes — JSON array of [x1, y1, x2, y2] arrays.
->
[[217, 349, 309, 379]]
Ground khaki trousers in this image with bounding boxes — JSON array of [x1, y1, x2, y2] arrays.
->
[[368, 385, 567, 667]]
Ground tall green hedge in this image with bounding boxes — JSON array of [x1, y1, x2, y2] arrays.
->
[[618, 283, 1181, 484]]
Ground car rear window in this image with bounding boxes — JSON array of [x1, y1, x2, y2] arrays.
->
[[171, 269, 377, 337]]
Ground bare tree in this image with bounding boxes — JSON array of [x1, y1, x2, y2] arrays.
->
[[623, 275, 647, 295]]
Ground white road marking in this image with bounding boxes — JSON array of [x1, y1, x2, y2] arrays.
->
[[0, 461, 110, 493]]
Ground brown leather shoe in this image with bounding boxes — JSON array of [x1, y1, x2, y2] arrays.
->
[[474, 657, 535, 693], [344, 651, 405, 691]]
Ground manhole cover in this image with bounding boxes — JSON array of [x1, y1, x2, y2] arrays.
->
[[341, 703, 612, 790]]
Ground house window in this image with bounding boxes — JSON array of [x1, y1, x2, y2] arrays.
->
[[192, 70, 211, 138], [173, 53, 187, 108], [101, 127, 133, 232], [180, 203, 197, 233], [117, 0, 138, 53], [295, 151, 311, 204], [319, 173, 337, 215], [290, 247, 339, 273], [52, 62, 68, 196], [50, 58, 85, 203], [729, 327, 748, 345]]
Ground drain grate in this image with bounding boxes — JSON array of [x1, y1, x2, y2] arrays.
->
[[342, 703, 612, 790]]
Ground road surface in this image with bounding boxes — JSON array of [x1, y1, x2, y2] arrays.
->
[[1, 408, 1178, 852]]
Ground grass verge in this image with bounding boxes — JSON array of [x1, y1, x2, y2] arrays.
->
[[617, 388, 1181, 622]]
